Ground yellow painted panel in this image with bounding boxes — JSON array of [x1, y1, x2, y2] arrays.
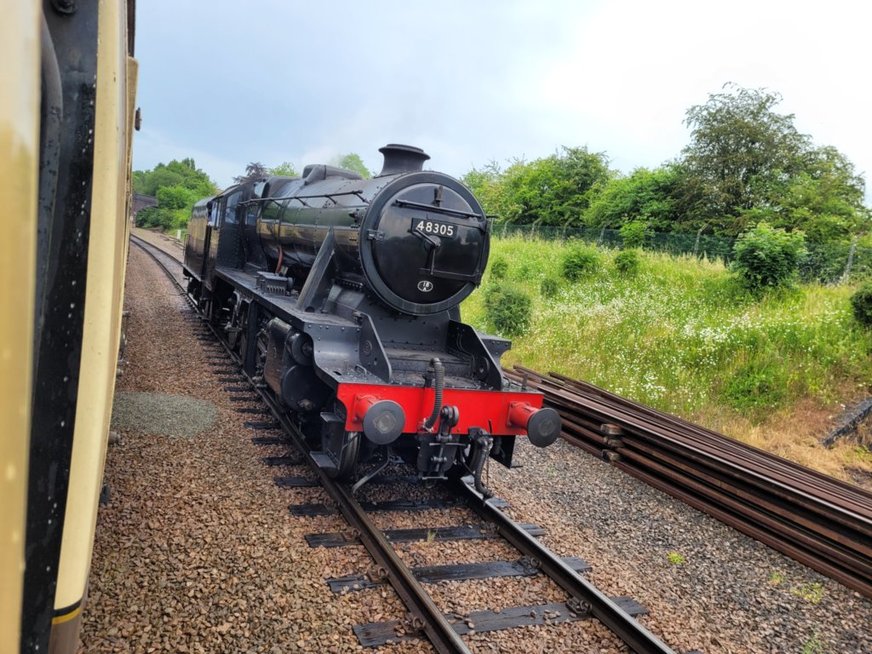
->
[[55, 0, 134, 611], [0, 4, 41, 654]]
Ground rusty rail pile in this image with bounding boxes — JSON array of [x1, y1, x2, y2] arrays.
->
[[506, 366, 872, 599]]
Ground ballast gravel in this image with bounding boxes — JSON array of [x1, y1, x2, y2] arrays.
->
[[80, 247, 422, 653], [79, 242, 872, 653], [477, 439, 872, 653], [112, 391, 218, 438]]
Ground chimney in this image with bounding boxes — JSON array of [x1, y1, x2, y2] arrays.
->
[[377, 144, 430, 176]]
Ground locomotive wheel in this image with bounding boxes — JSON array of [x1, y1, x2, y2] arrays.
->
[[324, 429, 360, 480]]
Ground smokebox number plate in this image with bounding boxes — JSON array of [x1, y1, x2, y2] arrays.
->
[[414, 219, 456, 238]]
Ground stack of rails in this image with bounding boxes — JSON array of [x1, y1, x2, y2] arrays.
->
[[505, 366, 872, 599]]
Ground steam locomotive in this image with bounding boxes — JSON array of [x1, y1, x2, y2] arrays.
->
[[182, 144, 560, 489]]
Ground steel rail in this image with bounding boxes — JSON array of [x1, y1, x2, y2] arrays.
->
[[453, 479, 676, 654], [554, 409, 872, 597], [507, 366, 872, 599], [530, 375, 871, 527], [547, 369, 872, 511], [514, 367, 872, 517], [130, 235, 472, 653], [257, 388, 472, 654], [131, 235, 679, 653]]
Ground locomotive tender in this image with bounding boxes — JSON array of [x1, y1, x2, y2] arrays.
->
[[182, 144, 560, 489]]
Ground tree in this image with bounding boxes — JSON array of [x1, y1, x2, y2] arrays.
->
[[134, 167, 183, 196], [156, 185, 198, 210], [584, 165, 682, 230], [778, 146, 869, 241], [333, 153, 372, 178], [133, 158, 216, 198], [132, 159, 217, 230], [269, 161, 298, 177], [462, 161, 509, 218], [679, 84, 869, 242], [681, 84, 810, 230], [507, 147, 611, 225], [234, 162, 269, 183], [463, 147, 611, 225]]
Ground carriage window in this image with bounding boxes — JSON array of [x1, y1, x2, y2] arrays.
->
[[245, 202, 259, 226], [208, 202, 219, 226], [224, 190, 242, 225]]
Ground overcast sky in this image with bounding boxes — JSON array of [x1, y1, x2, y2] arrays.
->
[[133, 0, 871, 200]]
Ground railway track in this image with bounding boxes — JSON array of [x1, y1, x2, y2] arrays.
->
[[129, 234, 677, 653], [505, 367, 872, 600]]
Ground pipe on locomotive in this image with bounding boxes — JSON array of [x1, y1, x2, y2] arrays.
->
[[423, 358, 444, 431]]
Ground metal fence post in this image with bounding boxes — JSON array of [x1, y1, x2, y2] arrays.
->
[[842, 237, 858, 283]]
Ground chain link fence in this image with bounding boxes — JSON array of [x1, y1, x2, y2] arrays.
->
[[491, 223, 870, 284]]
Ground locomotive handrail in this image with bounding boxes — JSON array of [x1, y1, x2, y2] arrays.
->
[[240, 196, 312, 209], [241, 189, 370, 206], [394, 199, 483, 219]]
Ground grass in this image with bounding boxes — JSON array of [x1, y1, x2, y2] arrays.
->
[[462, 236, 872, 479], [801, 633, 825, 654], [666, 551, 686, 565], [791, 582, 826, 605]]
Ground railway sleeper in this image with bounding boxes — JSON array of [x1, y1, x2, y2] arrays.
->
[[327, 556, 591, 592], [353, 598, 646, 647], [305, 522, 545, 548]]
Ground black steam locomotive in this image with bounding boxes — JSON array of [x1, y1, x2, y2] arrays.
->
[[183, 144, 559, 489]]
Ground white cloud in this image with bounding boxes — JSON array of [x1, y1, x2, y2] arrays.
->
[[134, 127, 240, 189], [132, 0, 872, 199]]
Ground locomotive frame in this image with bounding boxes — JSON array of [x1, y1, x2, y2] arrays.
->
[[182, 145, 560, 490]]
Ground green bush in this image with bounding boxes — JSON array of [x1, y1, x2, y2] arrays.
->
[[619, 220, 650, 248], [724, 361, 788, 413], [732, 222, 807, 290], [614, 249, 641, 275], [851, 282, 872, 328], [136, 206, 174, 230], [561, 246, 600, 281], [489, 256, 509, 280], [540, 276, 560, 299], [483, 284, 532, 337], [516, 261, 535, 280]]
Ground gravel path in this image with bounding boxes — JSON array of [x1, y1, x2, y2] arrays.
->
[[80, 243, 872, 653]]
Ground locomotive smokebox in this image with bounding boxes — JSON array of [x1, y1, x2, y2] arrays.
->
[[378, 143, 430, 176]]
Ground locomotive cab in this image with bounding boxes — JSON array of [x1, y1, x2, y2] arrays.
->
[[183, 197, 213, 284], [183, 179, 266, 313]]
